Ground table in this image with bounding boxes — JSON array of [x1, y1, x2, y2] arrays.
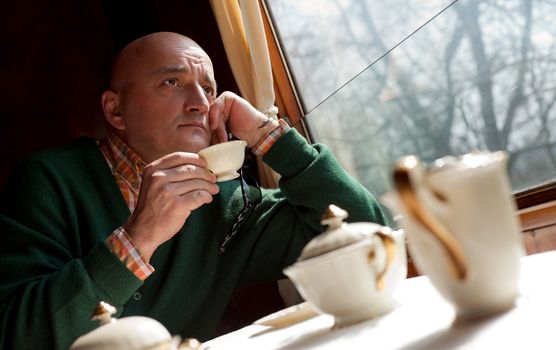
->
[[205, 251, 556, 349]]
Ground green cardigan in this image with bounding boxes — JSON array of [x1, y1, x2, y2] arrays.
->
[[0, 129, 387, 349]]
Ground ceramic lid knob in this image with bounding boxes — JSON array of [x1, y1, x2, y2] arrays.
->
[[299, 204, 383, 260], [70, 301, 174, 350], [320, 204, 348, 229], [179, 338, 204, 349], [91, 301, 117, 325]]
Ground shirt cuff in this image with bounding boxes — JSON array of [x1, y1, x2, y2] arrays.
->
[[251, 118, 291, 156], [105, 227, 155, 281]]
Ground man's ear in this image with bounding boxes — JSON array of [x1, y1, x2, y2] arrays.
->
[[101, 90, 125, 130]]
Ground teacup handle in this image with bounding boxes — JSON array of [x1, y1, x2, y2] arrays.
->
[[371, 227, 397, 291], [393, 156, 468, 280]]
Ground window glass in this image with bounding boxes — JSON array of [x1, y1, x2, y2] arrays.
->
[[266, 0, 556, 200], [267, 0, 453, 112]]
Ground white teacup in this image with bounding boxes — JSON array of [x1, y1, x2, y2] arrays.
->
[[198, 140, 247, 182], [385, 152, 525, 321], [284, 205, 407, 327]]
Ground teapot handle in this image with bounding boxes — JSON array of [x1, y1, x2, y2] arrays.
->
[[393, 156, 468, 280], [372, 228, 397, 291]]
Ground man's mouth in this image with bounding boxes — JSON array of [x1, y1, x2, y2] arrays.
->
[[178, 120, 209, 131], [179, 123, 205, 129]]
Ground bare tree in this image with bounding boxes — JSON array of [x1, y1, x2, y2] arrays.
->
[[267, 0, 556, 195]]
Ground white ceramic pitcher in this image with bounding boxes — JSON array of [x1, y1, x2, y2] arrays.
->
[[386, 151, 525, 320]]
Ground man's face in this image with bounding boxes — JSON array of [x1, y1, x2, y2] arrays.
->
[[116, 39, 217, 163]]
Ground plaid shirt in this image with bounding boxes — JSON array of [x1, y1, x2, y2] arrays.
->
[[98, 120, 289, 281], [99, 131, 154, 281], [251, 119, 290, 156], [99, 130, 145, 212]]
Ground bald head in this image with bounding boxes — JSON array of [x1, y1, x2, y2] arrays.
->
[[110, 32, 209, 91], [101, 31, 218, 161]]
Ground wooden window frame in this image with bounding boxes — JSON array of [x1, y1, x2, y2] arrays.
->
[[259, 0, 311, 142]]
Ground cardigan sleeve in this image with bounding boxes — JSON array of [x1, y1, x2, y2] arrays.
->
[[0, 156, 142, 350], [236, 129, 389, 283]]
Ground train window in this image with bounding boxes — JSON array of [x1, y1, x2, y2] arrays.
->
[[265, 0, 556, 204]]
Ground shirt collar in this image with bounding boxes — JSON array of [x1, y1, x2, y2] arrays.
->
[[99, 130, 146, 191]]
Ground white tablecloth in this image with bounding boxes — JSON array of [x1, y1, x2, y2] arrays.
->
[[206, 251, 556, 349]]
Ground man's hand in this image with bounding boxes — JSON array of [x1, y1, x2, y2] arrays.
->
[[209, 91, 279, 147], [124, 152, 219, 260]]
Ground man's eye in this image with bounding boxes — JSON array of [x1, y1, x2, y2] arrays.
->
[[164, 78, 179, 86], [203, 86, 215, 96]]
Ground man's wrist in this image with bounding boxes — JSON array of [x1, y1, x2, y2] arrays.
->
[[105, 226, 155, 281], [257, 114, 273, 129], [249, 117, 279, 147], [251, 118, 291, 156]]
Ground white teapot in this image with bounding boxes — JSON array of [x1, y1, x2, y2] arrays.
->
[[284, 205, 406, 327], [70, 301, 203, 350], [386, 152, 525, 320]]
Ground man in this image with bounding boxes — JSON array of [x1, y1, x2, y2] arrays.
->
[[0, 32, 387, 349]]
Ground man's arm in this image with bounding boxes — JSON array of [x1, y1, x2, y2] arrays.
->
[[207, 92, 388, 282], [236, 128, 388, 282], [0, 154, 142, 350]]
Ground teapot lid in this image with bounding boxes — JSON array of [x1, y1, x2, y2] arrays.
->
[[299, 205, 383, 260], [70, 301, 174, 350]]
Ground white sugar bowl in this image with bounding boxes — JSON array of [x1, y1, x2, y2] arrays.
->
[[284, 205, 407, 327], [70, 302, 203, 350]]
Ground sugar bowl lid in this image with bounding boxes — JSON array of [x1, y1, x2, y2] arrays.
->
[[299, 204, 384, 260], [70, 301, 176, 350]]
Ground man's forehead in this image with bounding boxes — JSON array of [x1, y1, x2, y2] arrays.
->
[[152, 49, 214, 77], [150, 64, 216, 84], [156, 44, 213, 69], [112, 33, 215, 88], [179, 45, 208, 57]]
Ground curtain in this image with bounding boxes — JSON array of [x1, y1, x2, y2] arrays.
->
[[210, 0, 303, 306], [210, 0, 280, 188]]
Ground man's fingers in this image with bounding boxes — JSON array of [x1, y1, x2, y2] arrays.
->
[[151, 164, 217, 184], [209, 95, 230, 144], [167, 178, 219, 196], [209, 100, 222, 130], [138, 180, 217, 214], [211, 126, 228, 144], [208, 111, 228, 144], [179, 189, 215, 210]]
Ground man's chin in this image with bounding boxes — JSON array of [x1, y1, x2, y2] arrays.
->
[[178, 139, 211, 153], [176, 130, 211, 153]]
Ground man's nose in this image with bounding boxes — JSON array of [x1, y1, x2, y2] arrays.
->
[[184, 84, 210, 114]]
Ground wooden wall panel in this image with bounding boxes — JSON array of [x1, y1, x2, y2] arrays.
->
[[524, 226, 556, 255], [519, 201, 556, 255]]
